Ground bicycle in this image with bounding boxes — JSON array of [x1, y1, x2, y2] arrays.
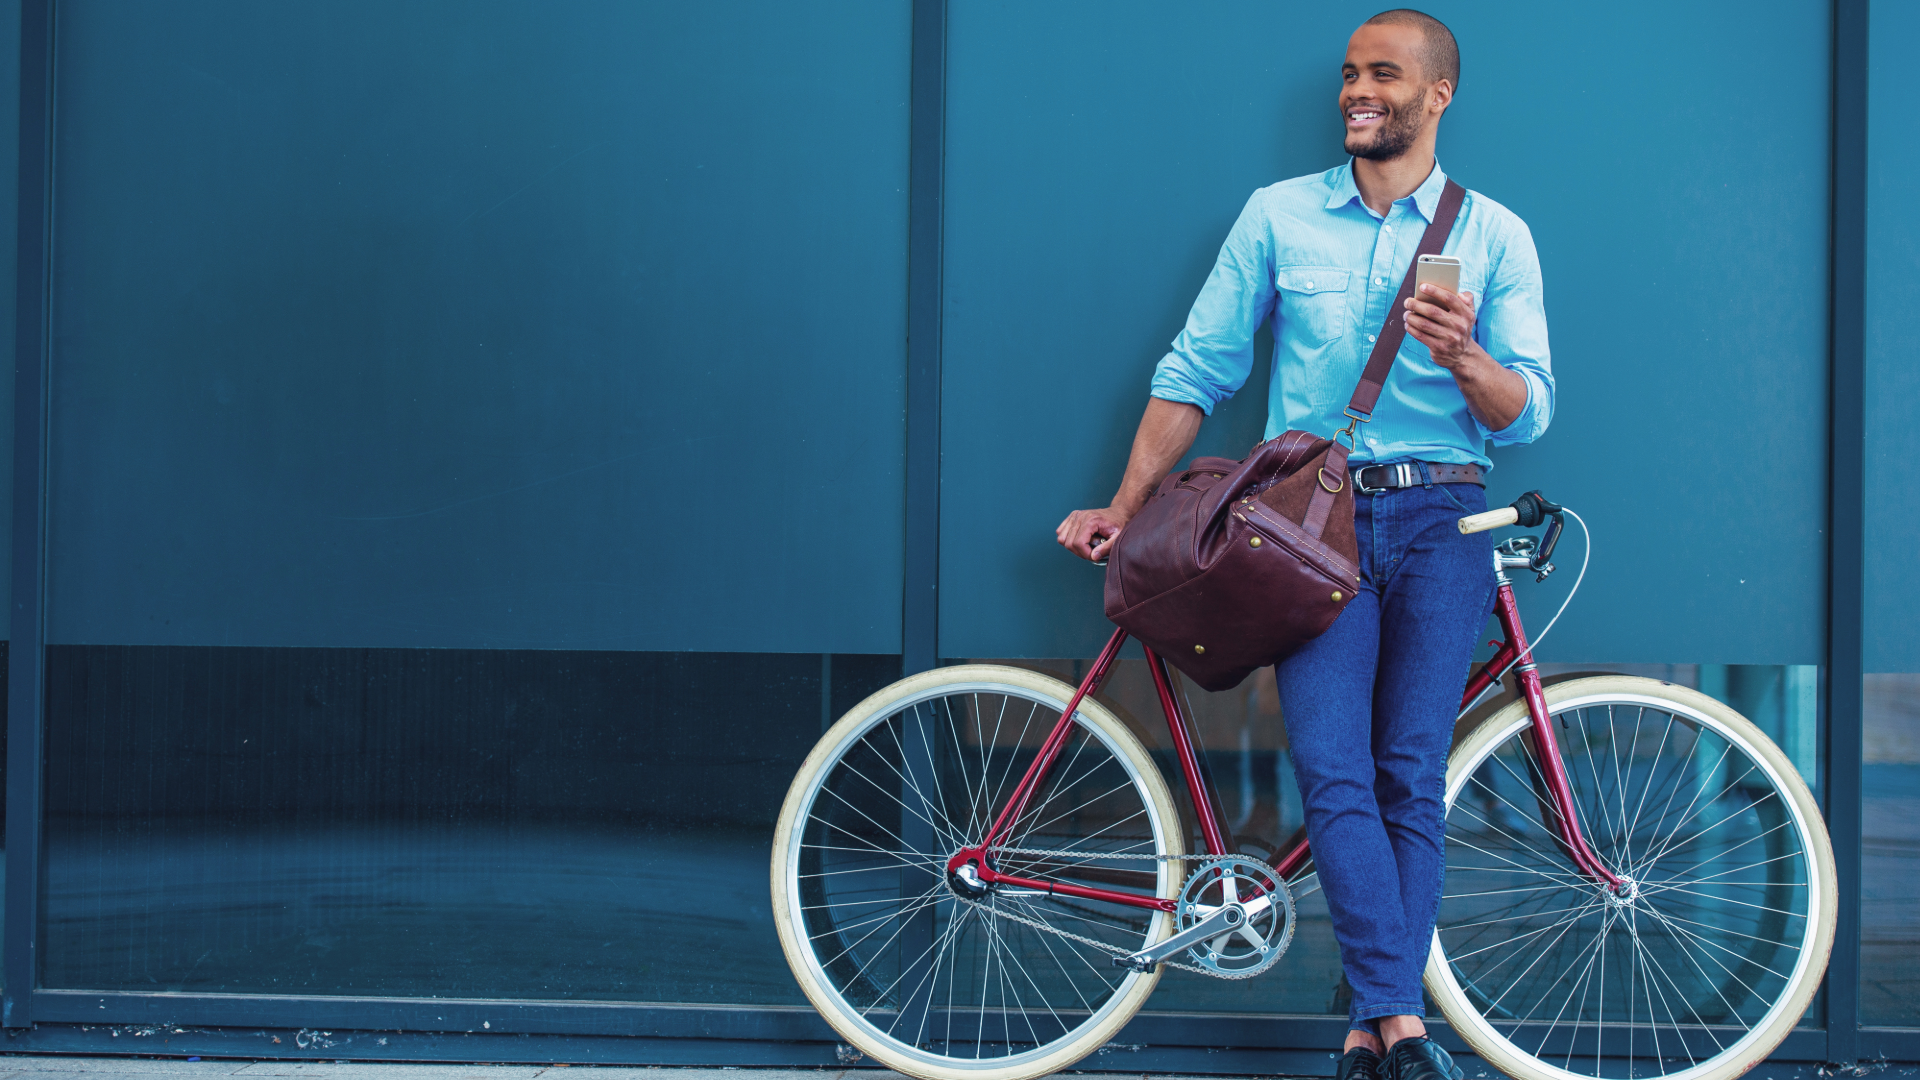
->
[[771, 491, 1836, 1080]]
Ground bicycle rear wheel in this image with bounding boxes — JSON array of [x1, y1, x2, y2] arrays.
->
[[1428, 676, 1836, 1080], [770, 664, 1184, 1080]]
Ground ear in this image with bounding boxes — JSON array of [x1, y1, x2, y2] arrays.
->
[[1429, 78, 1455, 114]]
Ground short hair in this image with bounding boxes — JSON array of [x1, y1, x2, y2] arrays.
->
[[1364, 9, 1460, 89]]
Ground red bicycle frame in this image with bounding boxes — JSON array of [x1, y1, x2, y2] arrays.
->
[[944, 576, 1623, 911]]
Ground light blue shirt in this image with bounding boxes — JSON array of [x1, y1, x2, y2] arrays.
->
[[1150, 161, 1553, 468]]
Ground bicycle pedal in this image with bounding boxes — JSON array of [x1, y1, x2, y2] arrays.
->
[[1110, 954, 1156, 973]]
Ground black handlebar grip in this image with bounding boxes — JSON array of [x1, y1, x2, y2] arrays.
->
[[1511, 490, 1564, 529]]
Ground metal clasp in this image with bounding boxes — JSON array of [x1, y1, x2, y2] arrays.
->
[[1334, 407, 1371, 449]]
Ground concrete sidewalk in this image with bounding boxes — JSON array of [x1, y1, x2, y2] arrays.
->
[[0, 1062, 1227, 1080]]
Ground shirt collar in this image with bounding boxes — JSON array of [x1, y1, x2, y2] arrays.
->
[[1324, 159, 1450, 222]]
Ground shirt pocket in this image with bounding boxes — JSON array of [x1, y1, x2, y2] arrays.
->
[[1274, 266, 1351, 346]]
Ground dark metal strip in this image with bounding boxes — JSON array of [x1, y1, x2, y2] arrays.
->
[[1860, 1027, 1920, 1062], [1, 1024, 852, 1068], [0, 1021, 1862, 1078], [1825, 0, 1868, 1065], [4, 0, 56, 1030], [29, 991, 837, 1041], [24, 991, 1846, 1065], [903, 0, 945, 676]]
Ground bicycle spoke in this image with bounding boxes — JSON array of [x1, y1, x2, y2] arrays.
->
[[1648, 843, 1803, 891], [1455, 785, 1592, 880], [1623, 709, 1678, 870]]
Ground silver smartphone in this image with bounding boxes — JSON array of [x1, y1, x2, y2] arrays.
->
[[1415, 254, 1461, 298]]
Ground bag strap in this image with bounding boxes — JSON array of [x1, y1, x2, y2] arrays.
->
[[1347, 177, 1468, 418], [1304, 177, 1468, 538]]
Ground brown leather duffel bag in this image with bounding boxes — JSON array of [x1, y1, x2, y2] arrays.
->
[[1103, 178, 1466, 691]]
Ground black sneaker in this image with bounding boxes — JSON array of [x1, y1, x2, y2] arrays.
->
[[1337, 1047, 1383, 1080], [1383, 1036, 1463, 1080]]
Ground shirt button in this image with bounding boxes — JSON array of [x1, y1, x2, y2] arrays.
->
[[1367, 437, 1378, 446], [1367, 334, 1377, 342], [1376, 277, 1386, 285], [1305, 281, 1314, 289], [1383, 224, 1394, 232]]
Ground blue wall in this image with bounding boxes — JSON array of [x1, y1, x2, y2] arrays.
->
[[939, 0, 1832, 665], [1868, 0, 1919, 673], [0, 1, 1900, 669], [40, 0, 909, 652]]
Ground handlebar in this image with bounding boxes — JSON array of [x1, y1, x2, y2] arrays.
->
[[1457, 506, 1519, 534], [1458, 489, 1564, 534], [1458, 490, 1567, 578]]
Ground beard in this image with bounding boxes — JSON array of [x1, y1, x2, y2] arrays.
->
[[1343, 99, 1424, 161]]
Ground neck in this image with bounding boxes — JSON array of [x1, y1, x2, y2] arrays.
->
[[1352, 146, 1437, 216]]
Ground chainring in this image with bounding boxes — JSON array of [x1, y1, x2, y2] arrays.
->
[[1175, 855, 1295, 978]]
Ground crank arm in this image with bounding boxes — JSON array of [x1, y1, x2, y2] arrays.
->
[[1112, 903, 1244, 972]]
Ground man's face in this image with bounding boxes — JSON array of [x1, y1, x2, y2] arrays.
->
[[1340, 23, 1442, 161]]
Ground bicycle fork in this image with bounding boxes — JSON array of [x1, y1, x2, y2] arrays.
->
[[1465, 556, 1624, 893]]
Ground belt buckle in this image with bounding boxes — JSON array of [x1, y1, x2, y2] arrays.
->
[[1356, 462, 1417, 495]]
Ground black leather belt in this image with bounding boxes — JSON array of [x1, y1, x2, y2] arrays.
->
[[1354, 461, 1485, 493]]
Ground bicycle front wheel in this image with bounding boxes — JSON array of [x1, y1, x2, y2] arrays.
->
[[1428, 676, 1836, 1080], [770, 664, 1184, 1080]]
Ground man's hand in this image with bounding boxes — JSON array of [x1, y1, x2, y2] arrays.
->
[[1056, 505, 1132, 562], [1403, 283, 1482, 369], [1403, 283, 1528, 431], [1056, 398, 1203, 564]]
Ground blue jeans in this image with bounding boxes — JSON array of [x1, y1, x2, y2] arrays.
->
[[1275, 479, 1495, 1031]]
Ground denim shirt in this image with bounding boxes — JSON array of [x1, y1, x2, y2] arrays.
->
[[1149, 161, 1553, 468]]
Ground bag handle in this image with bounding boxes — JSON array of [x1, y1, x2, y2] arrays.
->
[[1304, 177, 1469, 538]]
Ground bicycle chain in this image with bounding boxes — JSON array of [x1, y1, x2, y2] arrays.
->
[[952, 855, 1272, 981], [986, 845, 1191, 862], [953, 893, 1222, 977]]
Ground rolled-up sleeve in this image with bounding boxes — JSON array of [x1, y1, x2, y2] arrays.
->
[[1148, 194, 1276, 415], [1473, 217, 1554, 446]]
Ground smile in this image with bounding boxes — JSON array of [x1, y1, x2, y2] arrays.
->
[[1346, 109, 1384, 125]]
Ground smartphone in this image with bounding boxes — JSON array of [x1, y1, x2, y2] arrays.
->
[[1415, 254, 1461, 299]]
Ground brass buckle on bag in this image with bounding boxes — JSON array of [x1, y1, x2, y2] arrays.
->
[[1323, 407, 1369, 493], [1334, 407, 1370, 449]]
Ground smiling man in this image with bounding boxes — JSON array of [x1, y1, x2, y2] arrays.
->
[[1056, 11, 1552, 1080]]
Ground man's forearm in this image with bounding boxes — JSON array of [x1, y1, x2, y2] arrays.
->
[[1447, 349, 1528, 433], [1111, 398, 1205, 515]]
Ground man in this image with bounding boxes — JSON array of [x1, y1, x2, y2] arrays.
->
[[1056, 11, 1552, 1080]]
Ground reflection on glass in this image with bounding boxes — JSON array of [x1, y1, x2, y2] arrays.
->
[[962, 657, 1824, 1024], [1863, 673, 1919, 1026], [41, 645, 898, 1002]]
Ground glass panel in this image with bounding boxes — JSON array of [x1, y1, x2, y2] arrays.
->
[[41, 646, 898, 1002], [1864, 673, 1919, 1026], [45, 0, 908, 656]]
